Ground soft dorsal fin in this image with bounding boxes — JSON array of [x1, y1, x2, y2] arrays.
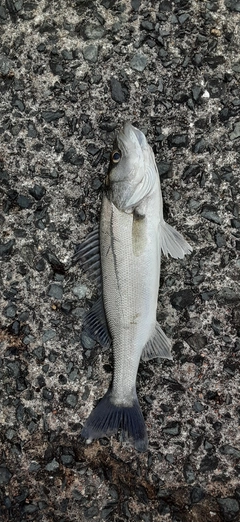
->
[[160, 221, 192, 259], [72, 227, 101, 286], [141, 322, 172, 361]]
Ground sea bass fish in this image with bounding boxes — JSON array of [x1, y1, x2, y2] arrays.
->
[[74, 122, 192, 451]]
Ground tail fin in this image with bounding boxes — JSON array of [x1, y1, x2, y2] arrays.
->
[[81, 388, 148, 452]]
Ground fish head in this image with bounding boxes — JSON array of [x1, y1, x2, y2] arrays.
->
[[106, 122, 157, 211]]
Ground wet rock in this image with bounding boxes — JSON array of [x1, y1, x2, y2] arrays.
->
[[190, 486, 205, 504], [42, 388, 54, 401], [157, 161, 172, 179], [193, 401, 205, 412], [200, 455, 218, 472], [82, 44, 99, 63], [63, 147, 84, 166], [229, 122, 240, 140], [16, 195, 33, 209], [110, 77, 129, 104], [0, 466, 12, 485], [220, 445, 240, 459], [4, 304, 17, 318], [201, 204, 222, 224], [185, 333, 207, 352], [217, 498, 239, 521], [163, 421, 180, 436], [48, 283, 63, 300], [77, 22, 105, 40], [170, 289, 195, 310], [29, 184, 46, 200], [217, 287, 239, 305], [182, 164, 201, 180], [42, 110, 65, 122], [42, 329, 56, 343], [72, 284, 87, 299], [225, 0, 240, 12], [45, 459, 59, 472], [183, 462, 196, 484], [130, 53, 148, 72], [192, 138, 208, 154], [0, 239, 15, 256], [168, 134, 189, 148], [215, 231, 226, 247]]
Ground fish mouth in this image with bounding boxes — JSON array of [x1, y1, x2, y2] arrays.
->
[[118, 122, 147, 152]]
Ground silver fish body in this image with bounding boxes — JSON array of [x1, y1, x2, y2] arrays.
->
[[77, 122, 192, 451]]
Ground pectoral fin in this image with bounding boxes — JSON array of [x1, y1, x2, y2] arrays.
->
[[141, 322, 172, 361], [161, 221, 192, 259]]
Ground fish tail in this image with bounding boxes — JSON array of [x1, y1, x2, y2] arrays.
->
[[81, 387, 148, 452]]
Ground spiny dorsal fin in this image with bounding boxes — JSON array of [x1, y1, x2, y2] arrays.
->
[[72, 227, 101, 286]]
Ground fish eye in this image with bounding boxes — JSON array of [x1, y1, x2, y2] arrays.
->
[[111, 150, 121, 163]]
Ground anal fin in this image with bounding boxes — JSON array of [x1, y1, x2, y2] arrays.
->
[[84, 296, 111, 349], [141, 322, 172, 361], [161, 221, 192, 259]]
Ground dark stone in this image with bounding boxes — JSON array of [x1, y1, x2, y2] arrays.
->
[[63, 147, 84, 166], [200, 455, 218, 472], [220, 445, 240, 459], [217, 287, 239, 305], [0, 466, 12, 485], [225, 0, 240, 12], [204, 55, 225, 68], [33, 346, 45, 361], [0, 239, 15, 256], [29, 184, 46, 200], [215, 231, 226, 247], [42, 388, 54, 401], [170, 289, 195, 310], [201, 204, 222, 224], [55, 138, 64, 152], [61, 301, 72, 314], [44, 250, 65, 274], [163, 421, 180, 436], [217, 498, 239, 521], [190, 486, 205, 504], [182, 164, 201, 180], [193, 401, 205, 412], [9, 320, 20, 335], [84, 505, 99, 518], [157, 161, 172, 179], [27, 122, 37, 137], [35, 258, 45, 272], [131, 0, 141, 11], [168, 134, 188, 148], [48, 283, 63, 300], [99, 119, 118, 132], [192, 138, 208, 153], [16, 195, 33, 209], [183, 462, 195, 483], [110, 77, 129, 104], [185, 333, 207, 352], [42, 110, 65, 122], [4, 304, 17, 318], [87, 144, 100, 156]]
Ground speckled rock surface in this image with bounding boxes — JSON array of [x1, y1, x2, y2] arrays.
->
[[0, 1, 240, 521]]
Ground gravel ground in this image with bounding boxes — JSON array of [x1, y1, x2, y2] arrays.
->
[[0, 0, 240, 521]]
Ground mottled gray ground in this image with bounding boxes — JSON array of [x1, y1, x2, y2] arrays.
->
[[0, 0, 240, 521]]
